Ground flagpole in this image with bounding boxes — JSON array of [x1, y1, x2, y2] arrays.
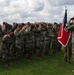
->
[[65, 6, 71, 63], [57, 6, 71, 63], [65, 6, 67, 10], [64, 6, 70, 63]]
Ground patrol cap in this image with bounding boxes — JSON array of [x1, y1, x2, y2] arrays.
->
[[71, 17, 74, 20], [17, 24, 22, 27], [9, 32, 15, 37]]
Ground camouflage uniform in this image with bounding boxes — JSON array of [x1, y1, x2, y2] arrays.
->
[[64, 36, 72, 63], [25, 26, 34, 59], [17, 28, 27, 55], [44, 28, 51, 55], [64, 21, 73, 63], [44, 25, 53, 55], [56, 26, 62, 52], [14, 29, 22, 60], [41, 25, 47, 52], [52, 25, 58, 53], [36, 26, 44, 58], [1, 35, 11, 65], [31, 25, 37, 54]]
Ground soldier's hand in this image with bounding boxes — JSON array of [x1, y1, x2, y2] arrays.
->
[[67, 18, 72, 24], [69, 18, 72, 21]]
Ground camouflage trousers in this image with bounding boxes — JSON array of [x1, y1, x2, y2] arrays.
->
[[64, 41, 72, 63], [36, 40, 44, 57], [44, 40, 51, 55], [52, 39, 58, 53], [26, 41, 34, 59], [1, 48, 10, 65]]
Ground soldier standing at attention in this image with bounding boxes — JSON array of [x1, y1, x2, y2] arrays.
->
[[36, 24, 44, 58], [57, 25, 62, 52], [25, 24, 34, 59], [14, 25, 22, 53], [13, 24, 24, 64], [65, 17, 74, 63], [1, 32, 15, 66], [14, 24, 22, 36], [52, 23, 58, 53], [44, 24, 52, 55]]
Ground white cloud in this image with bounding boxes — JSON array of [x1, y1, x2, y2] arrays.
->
[[0, 0, 10, 6], [0, 0, 74, 24], [27, 0, 44, 11], [49, 0, 74, 6]]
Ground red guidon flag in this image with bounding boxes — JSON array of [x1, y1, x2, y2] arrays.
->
[[57, 9, 71, 47], [58, 25, 71, 47]]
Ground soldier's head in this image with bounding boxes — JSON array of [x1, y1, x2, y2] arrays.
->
[[47, 23, 52, 28], [54, 22, 58, 25], [71, 17, 74, 24], [31, 24, 35, 28], [3, 22, 7, 27], [12, 22, 18, 29], [9, 32, 15, 39], [36, 24, 39, 28], [2, 22, 8, 30], [31, 24, 36, 31], [22, 25, 28, 30], [39, 24, 41, 28], [26, 22, 31, 26], [53, 22, 57, 29], [17, 25, 22, 31], [22, 23, 25, 26], [41, 24, 45, 28]]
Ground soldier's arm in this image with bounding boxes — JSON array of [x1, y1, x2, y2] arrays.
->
[[65, 24, 74, 31], [65, 18, 73, 31]]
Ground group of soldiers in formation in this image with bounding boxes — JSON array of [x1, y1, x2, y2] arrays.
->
[[0, 22, 62, 66]]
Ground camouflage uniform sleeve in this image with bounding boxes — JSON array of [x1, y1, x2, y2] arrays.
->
[[65, 20, 74, 31], [65, 18, 74, 31]]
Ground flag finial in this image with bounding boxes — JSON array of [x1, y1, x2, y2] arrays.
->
[[65, 6, 67, 10]]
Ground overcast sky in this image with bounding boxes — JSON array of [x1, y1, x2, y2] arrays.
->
[[0, 0, 74, 24]]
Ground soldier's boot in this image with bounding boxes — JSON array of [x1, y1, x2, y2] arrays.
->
[[27, 53, 32, 60], [64, 56, 67, 62], [45, 51, 49, 55], [33, 39, 37, 54], [1, 52, 10, 66], [4, 59, 10, 67], [15, 56, 21, 64], [45, 47, 49, 55], [15, 50, 21, 64], [37, 49, 43, 59], [23, 49, 27, 55], [33, 48, 36, 54], [27, 49, 33, 60], [58, 45, 62, 52], [53, 50, 56, 54]]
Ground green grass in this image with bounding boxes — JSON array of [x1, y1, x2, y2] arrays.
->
[[0, 51, 74, 75]]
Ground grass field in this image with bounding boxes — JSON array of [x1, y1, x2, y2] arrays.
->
[[0, 51, 74, 75]]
